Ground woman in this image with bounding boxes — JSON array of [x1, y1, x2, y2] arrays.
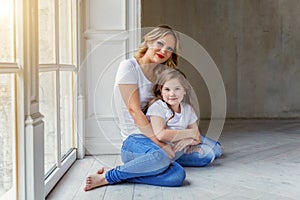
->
[[84, 25, 220, 191]]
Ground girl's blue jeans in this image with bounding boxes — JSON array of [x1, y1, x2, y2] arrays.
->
[[105, 134, 222, 186]]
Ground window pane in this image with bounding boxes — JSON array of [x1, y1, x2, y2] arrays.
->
[[60, 71, 73, 157], [39, 71, 57, 174], [0, 74, 15, 198], [0, 0, 14, 62], [39, 0, 55, 64], [59, 0, 73, 64]]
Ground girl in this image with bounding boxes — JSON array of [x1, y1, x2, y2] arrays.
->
[[145, 68, 222, 166]]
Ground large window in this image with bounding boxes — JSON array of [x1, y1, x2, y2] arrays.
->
[[38, 0, 77, 191], [0, 0, 78, 198]]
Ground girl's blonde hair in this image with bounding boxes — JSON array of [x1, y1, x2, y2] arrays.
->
[[135, 25, 180, 68]]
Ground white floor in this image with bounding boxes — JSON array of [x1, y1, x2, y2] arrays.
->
[[46, 120, 300, 200]]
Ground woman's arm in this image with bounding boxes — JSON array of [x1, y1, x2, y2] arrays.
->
[[119, 84, 154, 138], [119, 84, 174, 158], [150, 115, 199, 143], [171, 122, 202, 152]]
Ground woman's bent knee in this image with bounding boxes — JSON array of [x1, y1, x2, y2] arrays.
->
[[161, 165, 186, 187], [170, 168, 186, 186]]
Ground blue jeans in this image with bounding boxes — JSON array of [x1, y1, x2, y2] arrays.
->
[[105, 134, 185, 186], [201, 135, 222, 158], [105, 134, 221, 185]]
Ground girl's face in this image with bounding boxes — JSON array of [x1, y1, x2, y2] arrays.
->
[[145, 34, 176, 64], [161, 78, 186, 111]]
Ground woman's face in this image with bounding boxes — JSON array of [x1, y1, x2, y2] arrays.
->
[[145, 34, 176, 64]]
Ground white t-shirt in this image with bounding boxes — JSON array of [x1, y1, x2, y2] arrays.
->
[[113, 58, 154, 140], [146, 100, 198, 130]]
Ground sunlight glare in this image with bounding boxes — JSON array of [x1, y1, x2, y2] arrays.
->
[[0, 0, 13, 20]]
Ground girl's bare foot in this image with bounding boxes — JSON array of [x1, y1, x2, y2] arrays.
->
[[185, 145, 204, 154], [84, 167, 109, 191]]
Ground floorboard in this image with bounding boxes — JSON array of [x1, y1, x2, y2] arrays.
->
[[46, 120, 300, 200]]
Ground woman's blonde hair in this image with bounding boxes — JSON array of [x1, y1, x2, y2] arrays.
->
[[135, 25, 180, 68]]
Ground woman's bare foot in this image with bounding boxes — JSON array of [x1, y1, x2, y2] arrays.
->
[[96, 167, 105, 174], [84, 167, 109, 191]]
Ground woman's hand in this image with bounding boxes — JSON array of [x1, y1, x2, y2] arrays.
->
[[161, 143, 175, 159]]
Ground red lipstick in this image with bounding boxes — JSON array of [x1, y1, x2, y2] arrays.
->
[[156, 53, 164, 59]]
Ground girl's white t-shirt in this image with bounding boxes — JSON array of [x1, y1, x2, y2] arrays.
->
[[113, 58, 154, 140], [146, 100, 198, 130]]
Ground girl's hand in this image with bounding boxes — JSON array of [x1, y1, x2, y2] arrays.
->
[[173, 138, 194, 152]]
